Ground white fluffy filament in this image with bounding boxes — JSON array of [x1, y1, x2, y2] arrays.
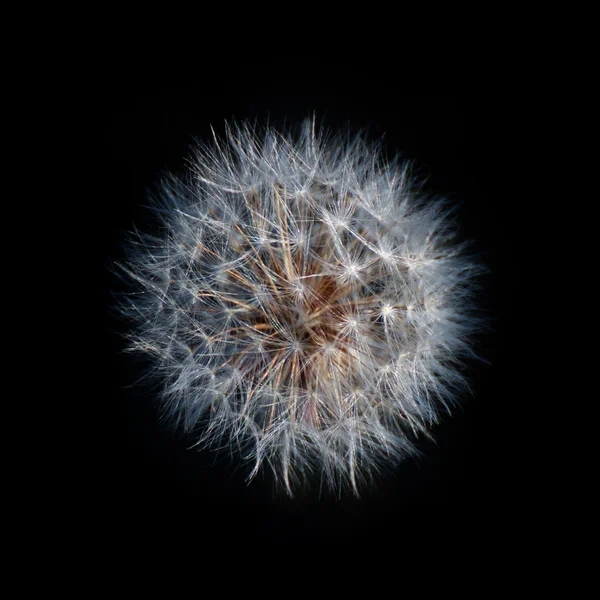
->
[[119, 119, 482, 496]]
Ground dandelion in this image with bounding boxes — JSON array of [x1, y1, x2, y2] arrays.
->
[[117, 118, 483, 496]]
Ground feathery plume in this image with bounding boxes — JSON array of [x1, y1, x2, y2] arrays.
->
[[117, 118, 483, 496]]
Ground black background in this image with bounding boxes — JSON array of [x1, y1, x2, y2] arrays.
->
[[97, 70, 510, 544]]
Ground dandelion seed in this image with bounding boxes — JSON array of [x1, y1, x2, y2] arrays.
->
[[116, 118, 483, 496]]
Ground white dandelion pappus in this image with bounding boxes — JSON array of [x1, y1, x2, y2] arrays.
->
[[118, 118, 482, 496]]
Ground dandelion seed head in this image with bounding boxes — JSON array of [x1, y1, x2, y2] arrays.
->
[[117, 118, 483, 496]]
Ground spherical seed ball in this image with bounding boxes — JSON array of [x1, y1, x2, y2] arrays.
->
[[118, 118, 482, 496]]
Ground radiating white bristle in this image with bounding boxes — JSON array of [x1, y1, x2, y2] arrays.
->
[[117, 118, 483, 496]]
